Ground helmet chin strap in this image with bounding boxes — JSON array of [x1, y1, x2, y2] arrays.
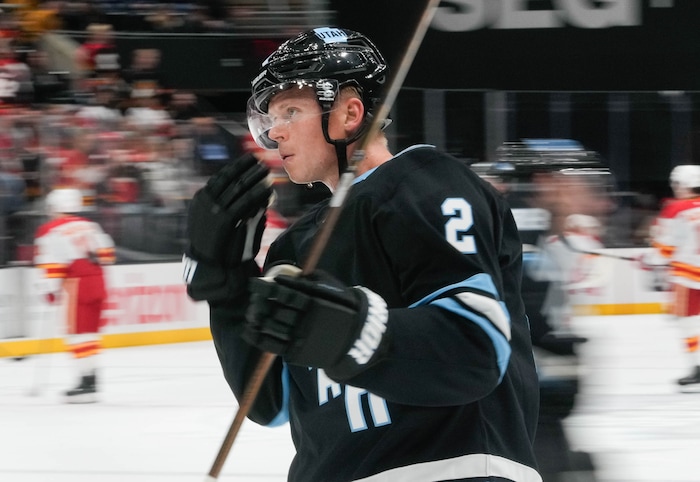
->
[[321, 111, 371, 176]]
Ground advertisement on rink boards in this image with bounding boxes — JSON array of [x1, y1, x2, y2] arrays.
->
[[0, 263, 210, 356], [0, 248, 671, 356]]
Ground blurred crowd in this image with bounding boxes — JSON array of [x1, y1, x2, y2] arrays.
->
[[2, 1, 328, 37], [0, 6, 263, 264], [0, 0, 336, 267]]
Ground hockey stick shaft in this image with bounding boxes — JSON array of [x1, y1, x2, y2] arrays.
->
[[303, 0, 441, 272], [204, 351, 276, 481], [557, 234, 641, 262], [205, 1, 441, 479]]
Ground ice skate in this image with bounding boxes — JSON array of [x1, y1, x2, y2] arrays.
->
[[65, 374, 98, 403], [678, 366, 700, 393]]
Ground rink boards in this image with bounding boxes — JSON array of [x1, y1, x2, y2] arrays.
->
[[0, 247, 670, 357], [0, 262, 210, 358]]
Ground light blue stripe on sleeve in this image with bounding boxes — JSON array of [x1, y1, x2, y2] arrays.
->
[[431, 297, 511, 380], [409, 273, 512, 380], [266, 363, 291, 427], [409, 273, 501, 308]]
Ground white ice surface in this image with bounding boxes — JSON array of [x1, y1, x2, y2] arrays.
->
[[2, 314, 700, 481], [0, 342, 294, 481]]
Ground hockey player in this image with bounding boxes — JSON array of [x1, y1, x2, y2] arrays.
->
[[34, 188, 115, 403], [472, 148, 610, 481], [184, 27, 541, 481], [649, 165, 700, 389]]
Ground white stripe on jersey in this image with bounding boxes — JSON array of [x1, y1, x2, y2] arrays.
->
[[182, 254, 198, 285], [456, 291, 512, 340], [351, 452, 542, 482]]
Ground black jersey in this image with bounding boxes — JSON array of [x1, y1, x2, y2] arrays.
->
[[210, 145, 541, 482]]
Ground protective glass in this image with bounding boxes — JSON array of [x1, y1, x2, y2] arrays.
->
[[247, 79, 339, 149]]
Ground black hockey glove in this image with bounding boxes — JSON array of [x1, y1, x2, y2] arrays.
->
[[244, 269, 390, 381], [187, 153, 272, 267], [182, 253, 260, 303]]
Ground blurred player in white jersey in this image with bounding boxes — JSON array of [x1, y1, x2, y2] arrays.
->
[[650, 165, 700, 389], [33, 189, 115, 402], [473, 145, 612, 481]]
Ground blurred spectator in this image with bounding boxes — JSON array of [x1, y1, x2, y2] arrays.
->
[[0, 164, 25, 214], [10, 110, 42, 200], [145, 3, 190, 33], [26, 49, 71, 104], [15, 0, 61, 43], [191, 115, 232, 176], [0, 165, 26, 264], [74, 23, 120, 82], [43, 126, 92, 191], [168, 90, 201, 123], [184, 4, 224, 32], [0, 7, 21, 48], [124, 92, 173, 134], [54, 0, 104, 31], [139, 135, 195, 209], [75, 84, 123, 130], [0, 38, 32, 107], [95, 139, 150, 205], [122, 48, 167, 102]]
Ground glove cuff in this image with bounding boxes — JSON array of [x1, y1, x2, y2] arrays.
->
[[326, 286, 389, 381], [184, 255, 261, 303]]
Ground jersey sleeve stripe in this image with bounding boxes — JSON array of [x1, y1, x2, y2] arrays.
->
[[408, 273, 502, 308], [265, 362, 291, 427], [430, 297, 511, 380], [454, 292, 511, 340], [407, 273, 512, 378], [36, 264, 68, 278]]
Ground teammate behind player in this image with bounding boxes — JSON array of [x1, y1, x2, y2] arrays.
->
[[34, 188, 115, 403], [184, 27, 541, 481], [650, 165, 700, 389]]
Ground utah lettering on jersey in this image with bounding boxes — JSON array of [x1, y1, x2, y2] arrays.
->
[[316, 369, 392, 433]]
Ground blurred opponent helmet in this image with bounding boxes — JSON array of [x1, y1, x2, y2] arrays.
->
[[471, 139, 613, 192], [669, 165, 700, 190], [46, 188, 83, 215], [247, 27, 389, 172]]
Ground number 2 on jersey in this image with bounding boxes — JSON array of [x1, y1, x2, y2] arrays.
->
[[442, 198, 476, 254]]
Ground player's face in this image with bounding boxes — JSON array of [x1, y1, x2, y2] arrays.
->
[[534, 172, 614, 221], [266, 88, 339, 186]]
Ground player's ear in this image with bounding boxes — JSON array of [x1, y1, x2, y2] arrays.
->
[[343, 96, 365, 133]]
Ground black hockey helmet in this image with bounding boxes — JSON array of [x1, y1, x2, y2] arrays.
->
[[247, 27, 389, 173]]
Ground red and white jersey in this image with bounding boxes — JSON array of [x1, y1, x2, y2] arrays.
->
[[34, 215, 115, 283], [536, 232, 605, 291], [652, 197, 700, 288], [650, 197, 681, 260]]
